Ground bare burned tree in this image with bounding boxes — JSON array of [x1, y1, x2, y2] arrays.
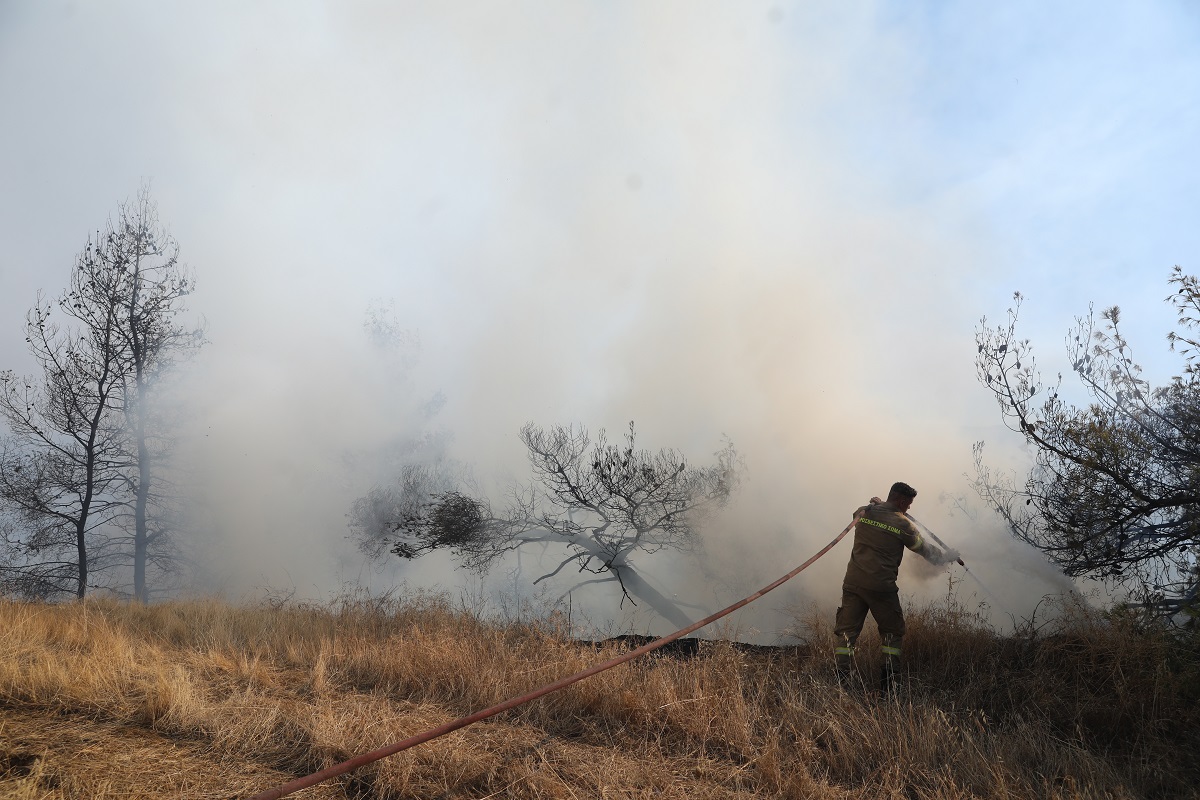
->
[[974, 271, 1200, 619], [0, 189, 201, 600], [109, 190, 202, 601], [0, 287, 130, 598], [387, 422, 740, 628]]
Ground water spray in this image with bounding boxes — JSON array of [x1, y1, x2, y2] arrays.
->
[[908, 514, 966, 568], [908, 513, 1011, 614]]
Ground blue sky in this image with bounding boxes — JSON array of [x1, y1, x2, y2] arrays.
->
[[0, 1, 1196, 625], [855, 4, 1200, 323]]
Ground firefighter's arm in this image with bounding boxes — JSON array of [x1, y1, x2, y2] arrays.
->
[[915, 538, 946, 563], [900, 518, 943, 561], [901, 517, 963, 564], [909, 531, 962, 565]]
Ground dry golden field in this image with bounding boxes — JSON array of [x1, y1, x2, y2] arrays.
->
[[0, 589, 1196, 799]]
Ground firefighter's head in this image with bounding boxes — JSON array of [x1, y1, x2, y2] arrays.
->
[[887, 482, 917, 512]]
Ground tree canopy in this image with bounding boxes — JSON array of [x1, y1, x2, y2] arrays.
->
[[974, 268, 1200, 618]]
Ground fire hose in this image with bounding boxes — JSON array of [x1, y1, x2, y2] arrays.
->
[[244, 518, 857, 800]]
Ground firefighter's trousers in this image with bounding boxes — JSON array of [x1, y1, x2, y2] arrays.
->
[[833, 584, 904, 681]]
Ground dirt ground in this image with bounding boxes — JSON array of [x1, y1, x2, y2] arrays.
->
[[0, 708, 339, 800]]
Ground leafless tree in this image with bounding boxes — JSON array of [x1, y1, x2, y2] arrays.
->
[[0, 189, 201, 600], [109, 190, 201, 601], [386, 422, 741, 628]]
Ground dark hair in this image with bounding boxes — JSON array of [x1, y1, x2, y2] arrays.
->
[[888, 482, 917, 499]]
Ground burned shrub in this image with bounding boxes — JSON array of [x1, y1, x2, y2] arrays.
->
[[391, 491, 488, 559]]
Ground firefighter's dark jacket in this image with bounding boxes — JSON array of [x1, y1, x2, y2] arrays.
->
[[841, 500, 938, 593]]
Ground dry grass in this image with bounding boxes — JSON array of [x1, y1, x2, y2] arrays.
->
[[0, 589, 1197, 799]]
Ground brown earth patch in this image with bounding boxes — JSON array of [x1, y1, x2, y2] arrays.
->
[[0, 707, 342, 800]]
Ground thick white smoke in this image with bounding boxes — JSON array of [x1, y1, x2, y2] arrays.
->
[[9, 2, 1188, 635]]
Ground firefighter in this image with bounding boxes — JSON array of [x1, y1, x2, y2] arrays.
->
[[833, 482, 957, 695]]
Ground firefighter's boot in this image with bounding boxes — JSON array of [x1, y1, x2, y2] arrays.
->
[[879, 663, 898, 696], [879, 633, 902, 697], [834, 633, 856, 689]]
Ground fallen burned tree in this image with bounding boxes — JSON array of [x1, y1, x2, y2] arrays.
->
[[356, 421, 741, 629], [576, 634, 808, 660]]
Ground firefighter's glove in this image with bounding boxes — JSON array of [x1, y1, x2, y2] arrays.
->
[[939, 548, 961, 566]]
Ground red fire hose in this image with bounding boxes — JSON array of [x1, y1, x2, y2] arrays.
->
[[245, 519, 855, 800]]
